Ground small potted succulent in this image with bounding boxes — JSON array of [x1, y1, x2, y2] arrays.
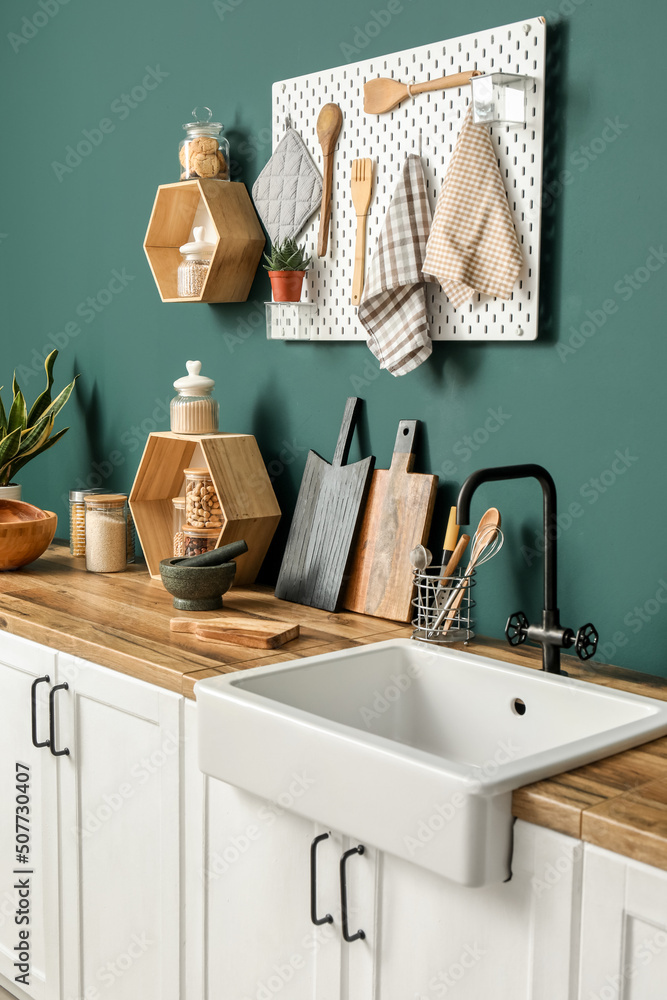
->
[[263, 237, 312, 303], [0, 350, 77, 499]]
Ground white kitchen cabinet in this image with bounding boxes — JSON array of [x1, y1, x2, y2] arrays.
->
[[579, 845, 667, 1000], [54, 654, 182, 1000], [0, 634, 58, 1000], [6, 629, 667, 1000], [183, 701, 377, 1000], [377, 819, 583, 1000], [0, 635, 183, 1000], [186, 696, 588, 1000]]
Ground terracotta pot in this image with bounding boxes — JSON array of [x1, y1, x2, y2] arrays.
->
[[0, 484, 21, 501], [268, 270, 306, 303]]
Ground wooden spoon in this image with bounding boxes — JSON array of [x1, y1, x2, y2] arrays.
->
[[364, 70, 481, 115], [468, 507, 501, 563], [316, 103, 343, 257]]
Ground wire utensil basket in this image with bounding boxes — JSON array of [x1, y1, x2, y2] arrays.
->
[[411, 524, 504, 645], [412, 569, 477, 644]]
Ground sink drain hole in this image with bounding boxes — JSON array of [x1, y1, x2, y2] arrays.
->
[[512, 698, 526, 716]]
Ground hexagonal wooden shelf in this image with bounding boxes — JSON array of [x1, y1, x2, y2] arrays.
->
[[129, 432, 281, 584], [143, 180, 265, 303]]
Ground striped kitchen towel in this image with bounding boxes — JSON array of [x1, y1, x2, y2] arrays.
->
[[422, 106, 523, 307], [358, 154, 433, 377]]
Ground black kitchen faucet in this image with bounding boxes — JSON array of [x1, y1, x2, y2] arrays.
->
[[456, 464, 599, 674]]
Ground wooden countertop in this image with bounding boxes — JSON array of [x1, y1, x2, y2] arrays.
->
[[0, 543, 414, 696], [2, 542, 667, 872]]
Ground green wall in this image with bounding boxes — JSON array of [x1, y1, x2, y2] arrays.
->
[[1, 0, 666, 675]]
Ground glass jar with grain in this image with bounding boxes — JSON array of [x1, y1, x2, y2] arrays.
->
[[172, 496, 186, 557], [177, 227, 215, 298], [84, 494, 130, 573], [170, 360, 219, 435]]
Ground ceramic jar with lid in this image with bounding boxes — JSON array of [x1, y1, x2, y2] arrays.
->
[[179, 106, 229, 181], [177, 227, 215, 298], [170, 361, 219, 435]]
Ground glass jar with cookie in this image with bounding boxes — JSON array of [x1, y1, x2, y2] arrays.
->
[[179, 106, 230, 181]]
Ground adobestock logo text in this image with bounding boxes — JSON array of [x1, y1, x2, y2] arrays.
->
[[8, 0, 72, 54]]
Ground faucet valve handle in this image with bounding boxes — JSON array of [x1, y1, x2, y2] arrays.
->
[[574, 623, 599, 661], [506, 611, 529, 647]]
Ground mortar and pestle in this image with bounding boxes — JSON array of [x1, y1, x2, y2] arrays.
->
[[159, 540, 248, 611]]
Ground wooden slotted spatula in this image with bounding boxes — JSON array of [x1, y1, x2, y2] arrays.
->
[[364, 71, 481, 115], [350, 158, 374, 306]]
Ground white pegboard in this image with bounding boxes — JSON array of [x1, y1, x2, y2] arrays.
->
[[272, 16, 546, 341]]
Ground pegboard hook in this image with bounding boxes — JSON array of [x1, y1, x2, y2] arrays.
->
[[409, 126, 423, 156]]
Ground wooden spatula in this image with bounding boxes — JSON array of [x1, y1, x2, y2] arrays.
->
[[350, 158, 374, 305], [317, 103, 343, 257], [170, 616, 299, 649], [364, 71, 481, 115]]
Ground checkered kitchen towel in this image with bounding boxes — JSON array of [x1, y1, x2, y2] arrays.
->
[[422, 107, 523, 307], [358, 155, 433, 377]]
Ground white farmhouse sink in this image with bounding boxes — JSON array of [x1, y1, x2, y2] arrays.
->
[[196, 640, 667, 887]]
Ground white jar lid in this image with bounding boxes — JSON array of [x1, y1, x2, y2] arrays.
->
[[179, 226, 215, 258], [174, 360, 215, 393]]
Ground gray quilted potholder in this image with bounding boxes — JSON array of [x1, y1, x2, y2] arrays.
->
[[252, 128, 322, 246]]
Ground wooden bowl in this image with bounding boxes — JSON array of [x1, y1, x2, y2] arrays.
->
[[0, 499, 52, 523], [0, 501, 58, 570]]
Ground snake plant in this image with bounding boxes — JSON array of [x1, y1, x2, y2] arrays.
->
[[263, 237, 312, 271], [0, 350, 77, 487]]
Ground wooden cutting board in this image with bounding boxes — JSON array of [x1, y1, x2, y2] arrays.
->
[[344, 420, 437, 622], [275, 397, 375, 612], [170, 616, 299, 649]]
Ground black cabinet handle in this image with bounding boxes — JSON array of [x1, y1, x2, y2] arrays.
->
[[340, 845, 365, 942], [310, 833, 334, 926], [30, 675, 51, 748], [49, 683, 70, 757]]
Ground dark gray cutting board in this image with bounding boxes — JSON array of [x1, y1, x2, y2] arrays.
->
[[275, 397, 375, 612]]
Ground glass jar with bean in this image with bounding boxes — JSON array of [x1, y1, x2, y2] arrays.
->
[[184, 468, 223, 530], [183, 525, 220, 558]]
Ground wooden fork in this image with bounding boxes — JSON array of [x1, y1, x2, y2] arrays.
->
[[350, 158, 374, 305]]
